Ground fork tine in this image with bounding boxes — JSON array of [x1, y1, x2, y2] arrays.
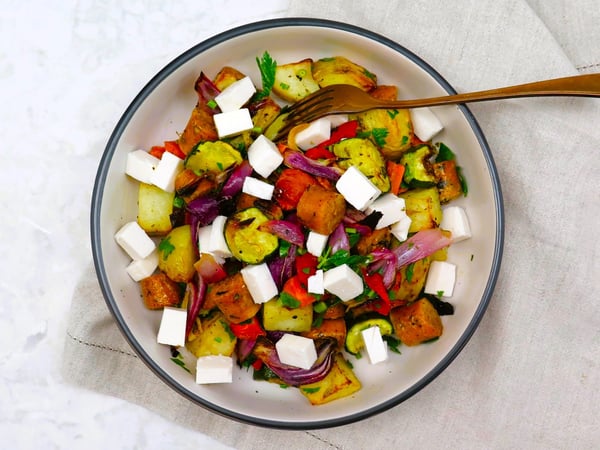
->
[[272, 87, 336, 141], [286, 88, 335, 121]]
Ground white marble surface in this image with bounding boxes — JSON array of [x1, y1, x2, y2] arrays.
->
[[0, 1, 289, 448]]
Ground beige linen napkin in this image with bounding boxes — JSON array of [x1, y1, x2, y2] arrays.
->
[[63, 0, 600, 448]]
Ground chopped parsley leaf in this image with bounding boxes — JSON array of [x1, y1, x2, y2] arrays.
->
[[301, 387, 321, 394], [372, 128, 389, 147], [405, 262, 415, 282], [158, 236, 175, 260], [279, 291, 300, 308], [254, 51, 277, 100]]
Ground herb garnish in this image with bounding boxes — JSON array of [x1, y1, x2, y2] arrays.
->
[[158, 236, 175, 260], [254, 51, 277, 100]]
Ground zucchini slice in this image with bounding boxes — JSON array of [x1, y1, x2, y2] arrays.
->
[[400, 145, 437, 188], [345, 314, 394, 355], [224, 207, 279, 264]]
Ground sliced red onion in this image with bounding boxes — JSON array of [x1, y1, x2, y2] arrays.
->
[[268, 244, 297, 290], [236, 338, 257, 364], [369, 248, 397, 288], [194, 72, 221, 103], [186, 195, 220, 249], [185, 275, 206, 338], [259, 219, 305, 247], [252, 336, 338, 386], [221, 160, 253, 197], [393, 228, 453, 268], [329, 222, 350, 253], [283, 150, 342, 181]]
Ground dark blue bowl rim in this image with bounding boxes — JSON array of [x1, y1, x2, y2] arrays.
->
[[91, 17, 504, 430]]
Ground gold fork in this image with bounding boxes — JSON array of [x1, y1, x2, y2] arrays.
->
[[273, 73, 600, 140]]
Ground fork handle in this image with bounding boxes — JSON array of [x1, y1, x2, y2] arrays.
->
[[386, 73, 600, 109]]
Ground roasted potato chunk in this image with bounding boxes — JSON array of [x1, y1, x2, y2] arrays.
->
[[272, 58, 320, 102], [137, 183, 174, 236], [212, 66, 245, 91], [262, 297, 313, 332], [205, 272, 261, 324], [251, 97, 281, 132], [139, 272, 181, 310], [296, 184, 346, 235], [390, 297, 443, 346], [299, 353, 361, 405], [185, 311, 237, 357], [389, 257, 431, 305], [400, 187, 442, 233], [312, 56, 377, 91], [157, 225, 197, 283]]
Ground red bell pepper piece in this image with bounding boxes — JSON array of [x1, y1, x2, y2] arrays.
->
[[305, 120, 360, 154], [282, 275, 318, 307], [229, 316, 266, 340], [294, 253, 318, 285], [164, 140, 186, 159], [362, 269, 392, 316], [305, 147, 336, 160], [149, 145, 165, 159], [251, 358, 263, 370]]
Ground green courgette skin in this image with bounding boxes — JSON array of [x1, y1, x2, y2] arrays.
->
[[345, 314, 393, 355], [224, 207, 279, 264]]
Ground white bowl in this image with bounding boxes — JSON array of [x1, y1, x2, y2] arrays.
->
[[91, 18, 504, 429]]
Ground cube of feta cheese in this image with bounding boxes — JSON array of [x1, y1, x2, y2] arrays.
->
[[214, 76, 256, 113], [410, 107, 444, 141], [240, 263, 278, 304], [195, 355, 233, 384], [295, 117, 331, 150], [157, 306, 187, 347], [336, 166, 381, 210], [424, 260, 457, 297], [366, 193, 407, 230], [323, 264, 364, 301], [115, 221, 156, 260], [126, 249, 159, 281], [125, 149, 160, 184], [247, 134, 283, 178], [440, 205, 472, 243], [213, 108, 254, 138], [306, 231, 329, 257], [242, 177, 274, 200], [208, 215, 232, 259], [275, 334, 318, 370], [151, 151, 183, 193], [361, 326, 389, 364], [307, 269, 325, 295], [324, 114, 349, 128], [390, 214, 412, 242]]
